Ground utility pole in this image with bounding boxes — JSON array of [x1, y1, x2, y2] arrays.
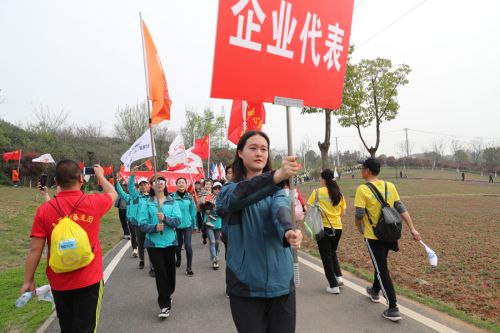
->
[[335, 137, 340, 167], [404, 128, 410, 171]]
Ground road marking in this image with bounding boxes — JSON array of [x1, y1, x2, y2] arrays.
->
[[103, 241, 131, 283], [36, 241, 131, 333], [298, 256, 459, 333]]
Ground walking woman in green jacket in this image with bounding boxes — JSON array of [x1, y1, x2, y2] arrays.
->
[[137, 175, 182, 319], [172, 177, 197, 276]]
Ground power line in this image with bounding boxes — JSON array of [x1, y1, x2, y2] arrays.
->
[[407, 128, 500, 141], [357, 0, 429, 49]]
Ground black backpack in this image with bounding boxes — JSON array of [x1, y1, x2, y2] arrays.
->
[[365, 182, 402, 242]]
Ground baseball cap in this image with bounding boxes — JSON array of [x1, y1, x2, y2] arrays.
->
[[359, 158, 381, 174], [137, 177, 149, 185], [213, 181, 223, 188]]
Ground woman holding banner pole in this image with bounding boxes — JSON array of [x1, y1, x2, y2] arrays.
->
[[218, 131, 302, 333]]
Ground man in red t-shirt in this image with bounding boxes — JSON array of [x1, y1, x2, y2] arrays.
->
[[21, 160, 117, 333]]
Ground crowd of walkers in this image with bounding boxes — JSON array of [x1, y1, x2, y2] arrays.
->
[[20, 130, 423, 333]]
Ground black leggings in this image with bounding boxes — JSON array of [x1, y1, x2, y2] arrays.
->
[[118, 209, 129, 236], [365, 239, 398, 308], [148, 246, 177, 309], [230, 292, 296, 333], [317, 228, 342, 288]]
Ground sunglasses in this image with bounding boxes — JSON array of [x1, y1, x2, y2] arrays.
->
[[152, 180, 166, 185]]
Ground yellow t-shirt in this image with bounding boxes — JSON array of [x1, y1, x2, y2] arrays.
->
[[306, 187, 347, 229], [354, 180, 401, 240]]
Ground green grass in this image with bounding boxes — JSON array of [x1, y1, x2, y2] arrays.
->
[[0, 186, 122, 333], [304, 248, 500, 332]]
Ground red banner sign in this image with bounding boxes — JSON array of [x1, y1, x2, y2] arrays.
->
[[117, 170, 203, 193], [211, 0, 354, 109]]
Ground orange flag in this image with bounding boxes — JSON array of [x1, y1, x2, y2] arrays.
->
[[144, 159, 153, 171], [141, 18, 171, 125]]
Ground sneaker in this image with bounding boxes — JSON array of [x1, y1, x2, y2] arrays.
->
[[326, 287, 340, 294], [132, 249, 138, 258], [213, 259, 219, 270], [138, 261, 145, 269], [126, 235, 131, 240], [206, 221, 215, 228], [203, 238, 207, 245], [382, 307, 402, 322], [122, 235, 127, 239], [336, 276, 344, 287], [175, 260, 181, 268], [149, 268, 155, 277], [158, 307, 170, 319], [366, 287, 380, 303], [186, 268, 194, 277]]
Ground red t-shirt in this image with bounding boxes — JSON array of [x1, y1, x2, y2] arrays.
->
[[30, 190, 113, 291]]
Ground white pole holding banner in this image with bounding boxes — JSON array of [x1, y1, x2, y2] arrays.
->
[[139, 12, 162, 233], [274, 96, 304, 288]]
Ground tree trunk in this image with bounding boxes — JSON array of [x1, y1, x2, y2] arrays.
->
[[318, 109, 332, 171]]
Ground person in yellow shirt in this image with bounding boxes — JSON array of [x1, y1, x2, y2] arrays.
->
[[354, 158, 421, 322], [307, 169, 347, 295]]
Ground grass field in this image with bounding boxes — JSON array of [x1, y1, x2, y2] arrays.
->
[[0, 186, 122, 333], [298, 168, 500, 332], [0, 168, 498, 332]]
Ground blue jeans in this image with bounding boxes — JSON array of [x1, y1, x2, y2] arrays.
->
[[206, 228, 221, 261]]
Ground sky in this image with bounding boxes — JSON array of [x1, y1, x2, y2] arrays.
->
[[1, 0, 499, 158]]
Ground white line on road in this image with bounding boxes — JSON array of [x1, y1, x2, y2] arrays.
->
[[103, 241, 131, 283], [298, 256, 459, 333]]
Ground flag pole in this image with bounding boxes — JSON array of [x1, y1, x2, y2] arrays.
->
[[242, 101, 247, 132], [17, 148, 22, 173], [140, 12, 162, 233], [207, 134, 211, 179]]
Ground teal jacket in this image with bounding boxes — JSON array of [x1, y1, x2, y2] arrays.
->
[[218, 171, 294, 298], [171, 192, 197, 230], [137, 195, 182, 248], [203, 209, 222, 229], [115, 175, 149, 225]]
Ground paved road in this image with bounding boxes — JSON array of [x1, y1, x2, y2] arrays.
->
[[43, 234, 481, 333]]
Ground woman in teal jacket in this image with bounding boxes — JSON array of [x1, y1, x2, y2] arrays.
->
[[137, 175, 182, 319], [218, 131, 302, 333], [171, 177, 197, 276]]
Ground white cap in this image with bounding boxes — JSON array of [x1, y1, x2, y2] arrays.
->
[[137, 177, 149, 184], [213, 181, 223, 188]]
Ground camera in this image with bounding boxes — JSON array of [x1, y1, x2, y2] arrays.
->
[[83, 167, 95, 175], [39, 174, 48, 189]]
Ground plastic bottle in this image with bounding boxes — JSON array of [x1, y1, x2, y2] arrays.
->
[[15, 292, 33, 308]]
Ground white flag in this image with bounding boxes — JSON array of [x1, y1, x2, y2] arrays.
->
[[120, 129, 155, 171], [419, 240, 438, 266], [219, 163, 226, 179], [166, 134, 187, 167], [32, 153, 55, 164], [334, 167, 339, 179]]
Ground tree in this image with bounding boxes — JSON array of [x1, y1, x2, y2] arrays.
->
[[429, 139, 446, 170], [301, 107, 333, 170], [454, 149, 469, 168], [298, 136, 314, 170], [338, 57, 411, 158], [482, 147, 500, 172], [25, 104, 69, 135], [181, 107, 225, 148], [469, 138, 483, 167], [113, 103, 149, 144]]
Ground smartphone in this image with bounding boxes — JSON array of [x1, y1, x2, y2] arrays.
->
[[39, 175, 48, 188], [84, 167, 95, 175]]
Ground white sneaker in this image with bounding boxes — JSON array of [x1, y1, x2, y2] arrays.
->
[[326, 287, 340, 294], [132, 249, 138, 258], [336, 276, 344, 286], [158, 307, 170, 319]]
